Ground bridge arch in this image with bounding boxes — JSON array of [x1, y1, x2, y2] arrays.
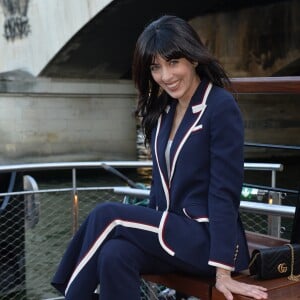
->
[[0, 0, 113, 76]]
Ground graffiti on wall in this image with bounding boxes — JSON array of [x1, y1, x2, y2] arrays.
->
[[0, 0, 30, 41]]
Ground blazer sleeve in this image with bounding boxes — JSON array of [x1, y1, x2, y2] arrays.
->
[[207, 93, 244, 271]]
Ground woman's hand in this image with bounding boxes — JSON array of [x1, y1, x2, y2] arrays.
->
[[215, 269, 268, 300]]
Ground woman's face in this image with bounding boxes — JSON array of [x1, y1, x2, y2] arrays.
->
[[150, 55, 200, 103]]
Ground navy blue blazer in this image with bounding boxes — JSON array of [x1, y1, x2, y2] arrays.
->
[[148, 78, 249, 272]]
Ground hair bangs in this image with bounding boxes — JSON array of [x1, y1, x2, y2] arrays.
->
[[145, 33, 184, 66], [155, 36, 184, 61]]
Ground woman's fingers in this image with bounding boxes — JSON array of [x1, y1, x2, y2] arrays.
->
[[215, 276, 268, 299]]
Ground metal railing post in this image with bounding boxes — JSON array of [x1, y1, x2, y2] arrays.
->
[[72, 168, 79, 235], [268, 170, 281, 237]]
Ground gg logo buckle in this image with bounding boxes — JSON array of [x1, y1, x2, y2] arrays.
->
[[277, 263, 288, 274]]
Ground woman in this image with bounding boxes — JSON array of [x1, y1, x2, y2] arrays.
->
[[52, 15, 268, 300]]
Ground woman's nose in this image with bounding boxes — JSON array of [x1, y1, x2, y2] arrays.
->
[[161, 67, 172, 82]]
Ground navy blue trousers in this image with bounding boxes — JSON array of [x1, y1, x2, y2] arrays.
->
[[51, 202, 214, 299]]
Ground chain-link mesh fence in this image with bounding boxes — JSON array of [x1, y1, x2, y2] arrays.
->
[[0, 167, 297, 300], [0, 175, 183, 300]]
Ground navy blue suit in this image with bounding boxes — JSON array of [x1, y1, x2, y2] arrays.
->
[[51, 78, 249, 299]]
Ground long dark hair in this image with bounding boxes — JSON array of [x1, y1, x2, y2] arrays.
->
[[132, 15, 230, 145]]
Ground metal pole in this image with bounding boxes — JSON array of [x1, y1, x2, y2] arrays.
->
[[268, 170, 281, 237], [271, 170, 276, 188], [72, 168, 78, 235]]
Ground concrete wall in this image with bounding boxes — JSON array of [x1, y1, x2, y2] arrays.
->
[[190, 0, 300, 77], [0, 79, 137, 163], [0, 0, 113, 76]]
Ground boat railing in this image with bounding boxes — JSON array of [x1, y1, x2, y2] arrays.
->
[[230, 76, 300, 93], [113, 186, 295, 217], [0, 160, 296, 235], [0, 161, 286, 203]]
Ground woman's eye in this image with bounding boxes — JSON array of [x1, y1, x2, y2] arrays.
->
[[169, 60, 179, 66], [150, 65, 160, 72]]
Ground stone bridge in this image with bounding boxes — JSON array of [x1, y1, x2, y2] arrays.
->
[[0, 0, 298, 79]]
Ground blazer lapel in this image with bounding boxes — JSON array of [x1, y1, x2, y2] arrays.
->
[[169, 80, 212, 183]]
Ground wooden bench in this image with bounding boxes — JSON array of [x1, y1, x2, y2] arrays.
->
[[142, 231, 300, 300]]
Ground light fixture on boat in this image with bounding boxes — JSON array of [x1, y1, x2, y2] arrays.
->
[[268, 195, 273, 205]]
